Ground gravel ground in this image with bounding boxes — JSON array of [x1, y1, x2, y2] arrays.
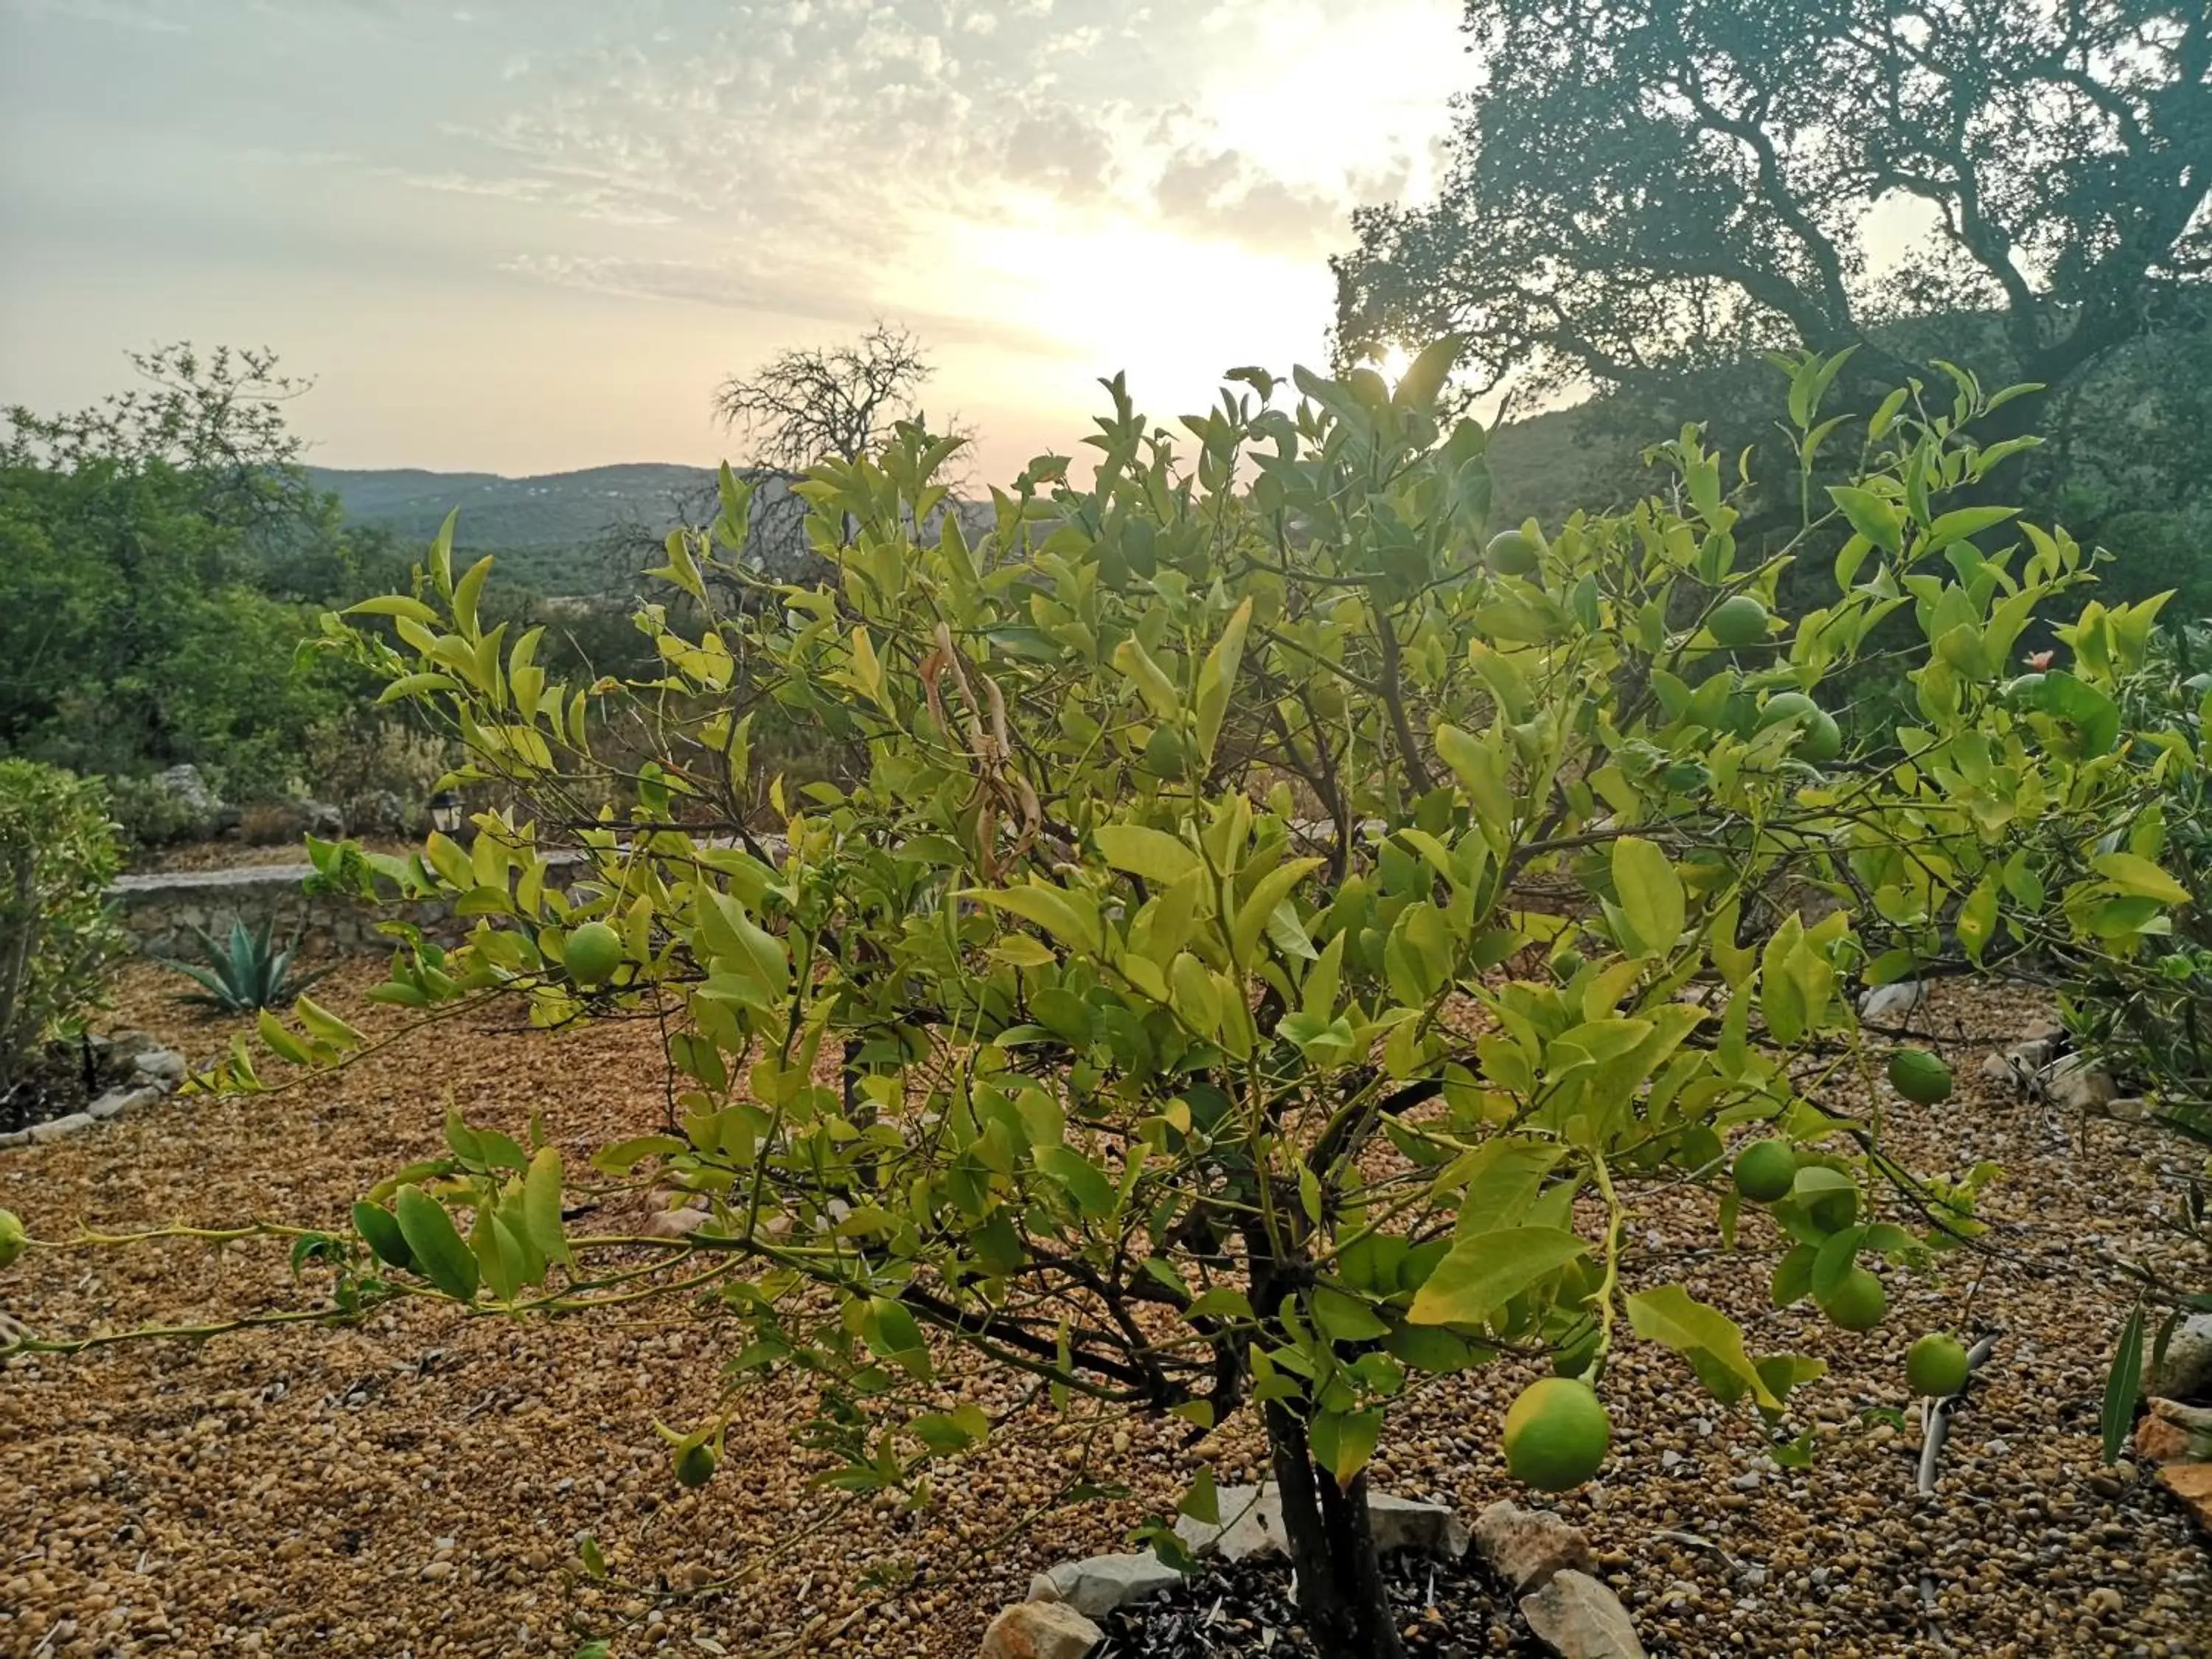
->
[[1, 965, 2206, 1659]]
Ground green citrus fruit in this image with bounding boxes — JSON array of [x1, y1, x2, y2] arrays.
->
[[1485, 529, 1540, 577], [1757, 692, 1842, 763], [1708, 594, 1772, 647], [2000, 672, 2046, 709], [1906, 1332, 1971, 1397], [1888, 1048, 1954, 1105], [1551, 948, 1585, 981], [563, 921, 624, 987], [1817, 1265, 1887, 1332], [0, 1208, 25, 1270], [1732, 1139, 1798, 1204], [674, 1441, 718, 1487], [1502, 1377, 1612, 1491]]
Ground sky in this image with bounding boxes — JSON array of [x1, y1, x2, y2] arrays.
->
[[0, 0, 1472, 481]]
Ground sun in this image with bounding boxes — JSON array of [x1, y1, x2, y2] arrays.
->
[[1374, 344, 1413, 383]]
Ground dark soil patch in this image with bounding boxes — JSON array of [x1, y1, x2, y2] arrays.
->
[[1, 1040, 105, 1134], [1090, 1548, 1599, 1658]]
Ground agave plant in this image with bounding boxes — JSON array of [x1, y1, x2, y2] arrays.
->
[[156, 917, 327, 1012]]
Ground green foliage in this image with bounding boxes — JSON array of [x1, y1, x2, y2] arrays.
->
[[156, 917, 327, 1013], [0, 761, 125, 1088], [39, 347, 2208, 1657], [1337, 1, 2208, 417], [0, 345, 408, 805]]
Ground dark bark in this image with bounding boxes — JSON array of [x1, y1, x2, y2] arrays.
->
[[1265, 1403, 1408, 1659]]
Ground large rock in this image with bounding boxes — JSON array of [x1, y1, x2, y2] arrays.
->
[[2135, 1399, 2212, 1466], [2147, 1315, 2212, 1402], [1369, 1491, 1471, 1558], [978, 1599, 1102, 1659], [1520, 1569, 1646, 1659], [301, 800, 347, 838], [2158, 1463, 2212, 1537], [153, 763, 221, 827], [1026, 1551, 1180, 1618], [1172, 1482, 1467, 1563], [1473, 1500, 1593, 1592], [2040, 1054, 2118, 1111]]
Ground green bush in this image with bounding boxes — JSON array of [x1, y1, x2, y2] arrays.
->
[[0, 761, 125, 1089], [105, 771, 213, 853]]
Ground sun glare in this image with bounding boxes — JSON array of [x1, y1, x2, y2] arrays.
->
[[1374, 344, 1413, 384]]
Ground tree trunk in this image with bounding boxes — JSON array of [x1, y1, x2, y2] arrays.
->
[[1265, 1403, 1406, 1659]]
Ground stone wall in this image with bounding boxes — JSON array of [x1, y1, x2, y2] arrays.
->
[[108, 865, 454, 958]]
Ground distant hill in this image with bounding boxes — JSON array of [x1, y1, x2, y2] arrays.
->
[[307, 462, 719, 555], [305, 410, 1639, 594]]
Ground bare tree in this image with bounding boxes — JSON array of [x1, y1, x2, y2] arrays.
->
[[712, 321, 959, 471]]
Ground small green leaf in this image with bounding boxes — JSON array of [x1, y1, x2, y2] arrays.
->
[[394, 1186, 479, 1303], [2102, 1306, 2143, 1464]]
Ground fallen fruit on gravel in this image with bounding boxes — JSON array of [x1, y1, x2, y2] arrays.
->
[[562, 921, 624, 988], [1732, 1138, 1798, 1203], [674, 1441, 718, 1487], [1503, 1377, 1611, 1491], [1907, 1332, 1972, 1397], [1485, 529, 1540, 576], [1818, 1265, 1888, 1332], [1888, 1048, 1955, 1105], [0, 1208, 25, 1269], [1708, 594, 1771, 647]]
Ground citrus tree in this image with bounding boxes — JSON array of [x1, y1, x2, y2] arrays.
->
[[4, 345, 2199, 1657]]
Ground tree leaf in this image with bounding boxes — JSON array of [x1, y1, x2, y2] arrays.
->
[[1612, 836, 1685, 959], [1405, 1227, 1587, 1327], [1095, 825, 1203, 886], [394, 1186, 478, 1303], [1625, 1284, 1778, 1407]]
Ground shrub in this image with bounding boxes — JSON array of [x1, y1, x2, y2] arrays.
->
[[0, 761, 125, 1090], [104, 771, 213, 854], [14, 349, 2202, 1657]]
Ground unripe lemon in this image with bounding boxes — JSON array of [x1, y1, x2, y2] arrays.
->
[[1759, 692, 1843, 762], [1888, 1048, 1954, 1105], [1485, 529, 1540, 577], [674, 1441, 718, 1487], [0, 1208, 25, 1270], [1502, 1377, 1611, 1491], [1708, 595, 1771, 647], [1817, 1266, 1887, 1332], [1731, 1139, 1798, 1204], [1906, 1332, 1971, 1397], [563, 921, 624, 988]]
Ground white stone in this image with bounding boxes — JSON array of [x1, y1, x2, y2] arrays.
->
[[1858, 981, 1925, 1020], [1172, 1482, 1467, 1562], [978, 1599, 1102, 1659], [28, 1113, 93, 1143], [133, 1048, 187, 1088], [2148, 1314, 2212, 1402], [1520, 1569, 1646, 1659], [1029, 1551, 1181, 1617], [88, 1085, 162, 1122]]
